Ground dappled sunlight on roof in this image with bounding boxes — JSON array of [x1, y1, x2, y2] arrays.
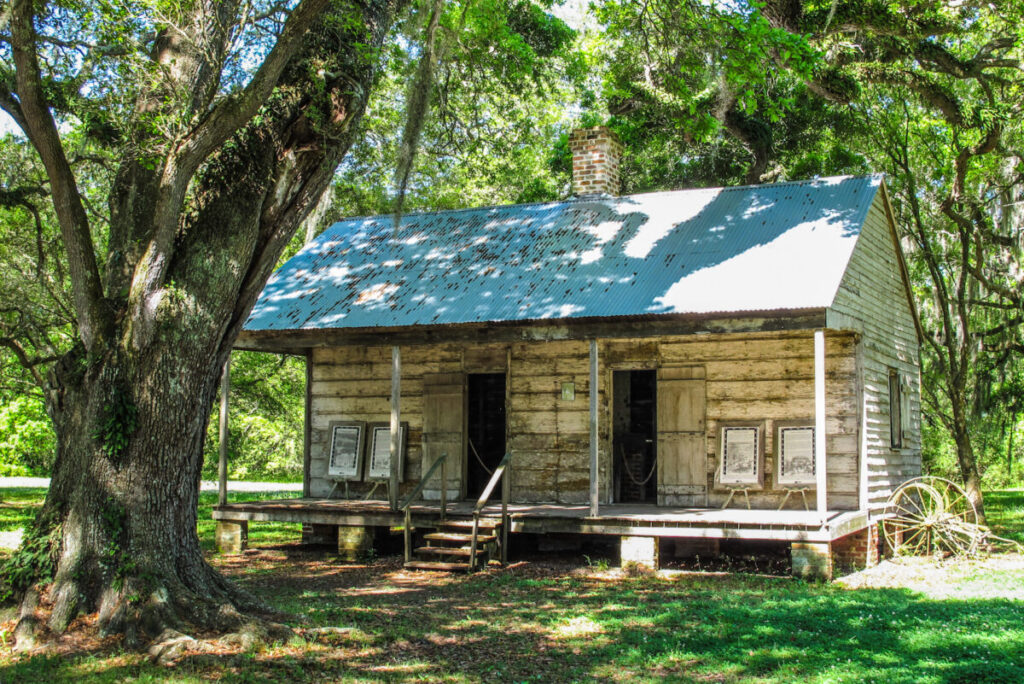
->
[[245, 175, 882, 331]]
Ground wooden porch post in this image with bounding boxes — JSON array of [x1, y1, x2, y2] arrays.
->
[[303, 351, 312, 498], [590, 339, 599, 517], [218, 355, 230, 507], [390, 345, 401, 510], [814, 330, 828, 522]]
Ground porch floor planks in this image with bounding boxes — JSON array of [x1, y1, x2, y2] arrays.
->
[[213, 498, 868, 543]]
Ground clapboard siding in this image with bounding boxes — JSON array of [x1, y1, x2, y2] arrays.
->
[[828, 189, 922, 516], [305, 330, 860, 510]]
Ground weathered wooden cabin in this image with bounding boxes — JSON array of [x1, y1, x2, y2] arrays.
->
[[217, 127, 921, 578]]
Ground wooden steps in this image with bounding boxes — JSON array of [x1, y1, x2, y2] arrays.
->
[[404, 560, 471, 571], [423, 532, 496, 544], [415, 546, 474, 557], [403, 519, 501, 572]]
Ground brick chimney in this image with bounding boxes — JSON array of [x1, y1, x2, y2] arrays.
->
[[569, 126, 623, 197]]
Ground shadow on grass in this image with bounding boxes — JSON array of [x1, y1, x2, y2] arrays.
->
[[2, 487, 1023, 682], [3, 563, 1021, 683]]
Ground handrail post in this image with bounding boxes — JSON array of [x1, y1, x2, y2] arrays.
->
[[398, 451, 449, 564], [501, 452, 510, 565], [404, 507, 412, 563], [469, 513, 480, 571], [440, 451, 447, 522]]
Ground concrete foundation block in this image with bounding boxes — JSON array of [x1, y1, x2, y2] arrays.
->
[[337, 525, 374, 561], [791, 542, 832, 580], [302, 524, 338, 545], [216, 520, 248, 555], [620, 535, 659, 571]]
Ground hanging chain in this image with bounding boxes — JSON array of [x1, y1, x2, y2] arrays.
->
[[619, 443, 657, 486], [468, 438, 494, 475]]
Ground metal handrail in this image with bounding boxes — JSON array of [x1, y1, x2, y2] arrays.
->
[[401, 452, 448, 563], [470, 452, 511, 570]]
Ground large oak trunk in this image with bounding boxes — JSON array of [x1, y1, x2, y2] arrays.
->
[[41, 342, 257, 644], [16, 0, 406, 648]]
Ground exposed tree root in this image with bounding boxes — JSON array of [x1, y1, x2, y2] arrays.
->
[[12, 557, 298, 657]]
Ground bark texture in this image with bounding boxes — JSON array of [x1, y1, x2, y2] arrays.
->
[[12, 0, 407, 648]]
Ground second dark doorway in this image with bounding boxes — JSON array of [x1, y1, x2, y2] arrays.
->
[[612, 370, 657, 503], [466, 373, 507, 497]]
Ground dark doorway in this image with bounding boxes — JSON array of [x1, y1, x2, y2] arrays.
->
[[467, 373, 507, 497], [612, 370, 657, 503]]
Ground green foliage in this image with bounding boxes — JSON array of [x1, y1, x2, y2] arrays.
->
[[91, 387, 138, 460], [326, 0, 583, 221], [203, 352, 306, 482], [0, 396, 55, 476], [0, 511, 59, 602], [98, 498, 136, 586]]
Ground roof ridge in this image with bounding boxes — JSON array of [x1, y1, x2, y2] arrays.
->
[[323, 174, 883, 228]]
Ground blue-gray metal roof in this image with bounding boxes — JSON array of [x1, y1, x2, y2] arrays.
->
[[245, 174, 882, 331]]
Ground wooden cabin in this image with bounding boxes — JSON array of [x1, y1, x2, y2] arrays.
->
[[217, 128, 921, 579]]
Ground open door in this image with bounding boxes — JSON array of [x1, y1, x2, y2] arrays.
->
[[612, 370, 657, 503], [656, 365, 706, 506], [422, 373, 465, 500], [466, 373, 507, 498]]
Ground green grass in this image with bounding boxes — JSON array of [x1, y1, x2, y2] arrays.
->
[[0, 488, 301, 547], [986, 489, 1024, 544], [0, 488, 1022, 682], [0, 488, 46, 533]]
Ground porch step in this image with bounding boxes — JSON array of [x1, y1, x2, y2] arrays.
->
[[424, 532, 496, 544], [415, 546, 474, 557], [404, 517, 503, 572], [437, 519, 501, 530], [403, 560, 470, 572]]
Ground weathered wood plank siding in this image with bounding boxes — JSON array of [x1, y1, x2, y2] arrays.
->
[[827, 189, 922, 515], [306, 330, 860, 510]]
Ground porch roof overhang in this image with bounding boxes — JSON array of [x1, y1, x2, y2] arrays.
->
[[234, 307, 829, 354]]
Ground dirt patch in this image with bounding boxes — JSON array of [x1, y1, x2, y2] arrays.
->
[[838, 553, 1024, 599]]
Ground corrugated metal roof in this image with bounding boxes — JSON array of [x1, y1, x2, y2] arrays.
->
[[245, 174, 882, 331]]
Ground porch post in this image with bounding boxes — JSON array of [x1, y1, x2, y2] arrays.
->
[[589, 338, 599, 517], [218, 355, 230, 507], [814, 330, 828, 522], [389, 345, 401, 510]]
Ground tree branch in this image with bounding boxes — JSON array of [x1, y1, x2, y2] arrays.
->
[[10, 0, 109, 350], [0, 336, 51, 387], [127, 0, 331, 342]]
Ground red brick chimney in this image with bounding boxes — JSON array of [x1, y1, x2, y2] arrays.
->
[[569, 126, 623, 197]]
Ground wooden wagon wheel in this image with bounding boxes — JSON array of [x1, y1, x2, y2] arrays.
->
[[882, 477, 979, 557]]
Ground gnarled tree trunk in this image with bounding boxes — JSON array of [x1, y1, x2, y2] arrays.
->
[[14, 0, 407, 648]]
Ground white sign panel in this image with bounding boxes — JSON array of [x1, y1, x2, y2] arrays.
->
[[367, 423, 406, 481], [778, 426, 816, 485], [721, 426, 759, 485], [327, 423, 364, 480]]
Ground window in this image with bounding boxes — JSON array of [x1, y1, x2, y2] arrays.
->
[[720, 426, 760, 485], [777, 425, 816, 486], [889, 369, 902, 448]]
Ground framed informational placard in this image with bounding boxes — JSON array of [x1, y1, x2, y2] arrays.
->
[[367, 422, 407, 481], [777, 425, 816, 486], [719, 425, 760, 485], [327, 421, 365, 480]]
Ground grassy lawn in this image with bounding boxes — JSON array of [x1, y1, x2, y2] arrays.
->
[[986, 489, 1024, 544], [0, 489, 1021, 683]]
